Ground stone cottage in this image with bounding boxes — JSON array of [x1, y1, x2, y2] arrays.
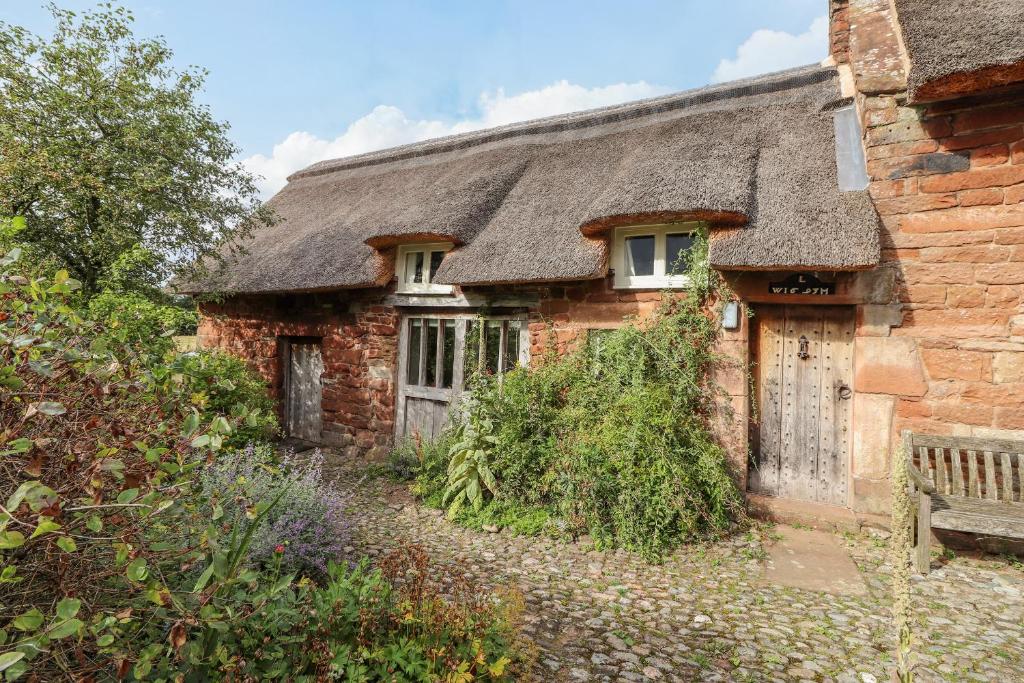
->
[[185, 0, 1024, 528]]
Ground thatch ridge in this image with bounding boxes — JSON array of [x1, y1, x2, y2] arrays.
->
[[293, 66, 835, 181]]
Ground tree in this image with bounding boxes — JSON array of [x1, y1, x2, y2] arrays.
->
[[0, 3, 272, 294]]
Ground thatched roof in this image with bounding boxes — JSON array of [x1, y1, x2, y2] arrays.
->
[[185, 65, 879, 294], [895, 0, 1024, 102]]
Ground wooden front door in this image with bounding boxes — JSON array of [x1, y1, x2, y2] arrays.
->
[[750, 306, 854, 506], [395, 315, 527, 441], [285, 339, 324, 442]]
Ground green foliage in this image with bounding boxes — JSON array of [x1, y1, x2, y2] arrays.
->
[[454, 499, 554, 537], [170, 348, 279, 447], [0, 243, 266, 679], [87, 290, 197, 354], [442, 395, 499, 519], [305, 546, 525, 681], [84, 245, 198, 356], [0, 4, 274, 293], [416, 233, 744, 559], [411, 433, 456, 507]]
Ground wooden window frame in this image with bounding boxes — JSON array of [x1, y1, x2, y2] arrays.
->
[[611, 223, 699, 290], [397, 314, 529, 395], [395, 243, 454, 295]]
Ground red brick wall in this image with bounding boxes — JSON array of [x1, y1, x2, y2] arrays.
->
[[197, 295, 398, 457], [829, 0, 851, 65]]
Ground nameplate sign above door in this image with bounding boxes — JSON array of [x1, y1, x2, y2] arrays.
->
[[768, 273, 836, 296]]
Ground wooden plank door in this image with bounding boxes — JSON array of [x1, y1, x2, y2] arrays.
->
[[750, 306, 853, 506], [286, 340, 323, 442]]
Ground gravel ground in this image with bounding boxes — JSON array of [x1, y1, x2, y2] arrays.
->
[[323, 452, 1024, 682]]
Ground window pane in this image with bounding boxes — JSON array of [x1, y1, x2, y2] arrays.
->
[[406, 319, 422, 385], [666, 233, 694, 275], [503, 321, 521, 372], [624, 235, 655, 277], [464, 320, 481, 376], [425, 319, 439, 386], [405, 251, 424, 284], [441, 320, 456, 388], [485, 320, 502, 374], [428, 251, 444, 282]]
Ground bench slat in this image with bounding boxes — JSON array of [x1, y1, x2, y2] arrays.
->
[[920, 446, 931, 485], [951, 448, 965, 497], [968, 450, 981, 498], [1019, 453, 1024, 504], [984, 451, 997, 501], [930, 495, 1024, 537], [912, 434, 1024, 454], [1001, 452, 1014, 502], [935, 447, 949, 494]]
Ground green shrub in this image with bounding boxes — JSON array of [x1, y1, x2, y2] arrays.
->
[[0, 245, 267, 679], [309, 545, 526, 681], [442, 395, 499, 519], [383, 438, 422, 481], [409, 432, 456, 507], [171, 349, 279, 447], [413, 233, 744, 559], [87, 289, 197, 356]]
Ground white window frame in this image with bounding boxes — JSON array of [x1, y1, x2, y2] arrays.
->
[[611, 223, 697, 289], [395, 242, 454, 294]]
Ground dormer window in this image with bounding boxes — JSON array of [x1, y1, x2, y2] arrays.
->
[[396, 243, 453, 294], [611, 224, 697, 289]]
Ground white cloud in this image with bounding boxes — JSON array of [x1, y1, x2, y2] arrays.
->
[[711, 15, 829, 84], [243, 80, 670, 197]]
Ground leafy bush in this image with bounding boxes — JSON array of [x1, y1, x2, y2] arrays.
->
[[87, 289, 197, 355], [414, 233, 744, 559], [383, 438, 422, 481], [85, 246, 198, 358], [199, 444, 352, 577], [171, 349, 279, 447], [410, 432, 456, 507], [0, 245, 257, 679]]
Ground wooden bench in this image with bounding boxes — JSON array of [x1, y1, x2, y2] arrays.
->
[[903, 431, 1024, 573]]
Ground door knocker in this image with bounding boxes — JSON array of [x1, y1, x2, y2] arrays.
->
[[838, 384, 852, 400], [797, 335, 810, 359]]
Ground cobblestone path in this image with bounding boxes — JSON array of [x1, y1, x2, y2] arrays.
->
[[325, 453, 1024, 682]]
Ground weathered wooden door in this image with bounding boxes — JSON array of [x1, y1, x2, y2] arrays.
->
[[286, 340, 323, 442], [395, 316, 527, 441], [750, 306, 854, 506]]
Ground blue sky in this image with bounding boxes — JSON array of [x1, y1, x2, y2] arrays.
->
[[7, 1, 830, 194]]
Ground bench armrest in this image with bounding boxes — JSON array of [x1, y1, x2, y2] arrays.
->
[[907, 462, 936, 494]]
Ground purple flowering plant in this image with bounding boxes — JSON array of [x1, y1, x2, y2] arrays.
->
[[200, 444, 352, 578]]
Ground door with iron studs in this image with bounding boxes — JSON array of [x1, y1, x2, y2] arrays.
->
[[750, 305, 854, 506]]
